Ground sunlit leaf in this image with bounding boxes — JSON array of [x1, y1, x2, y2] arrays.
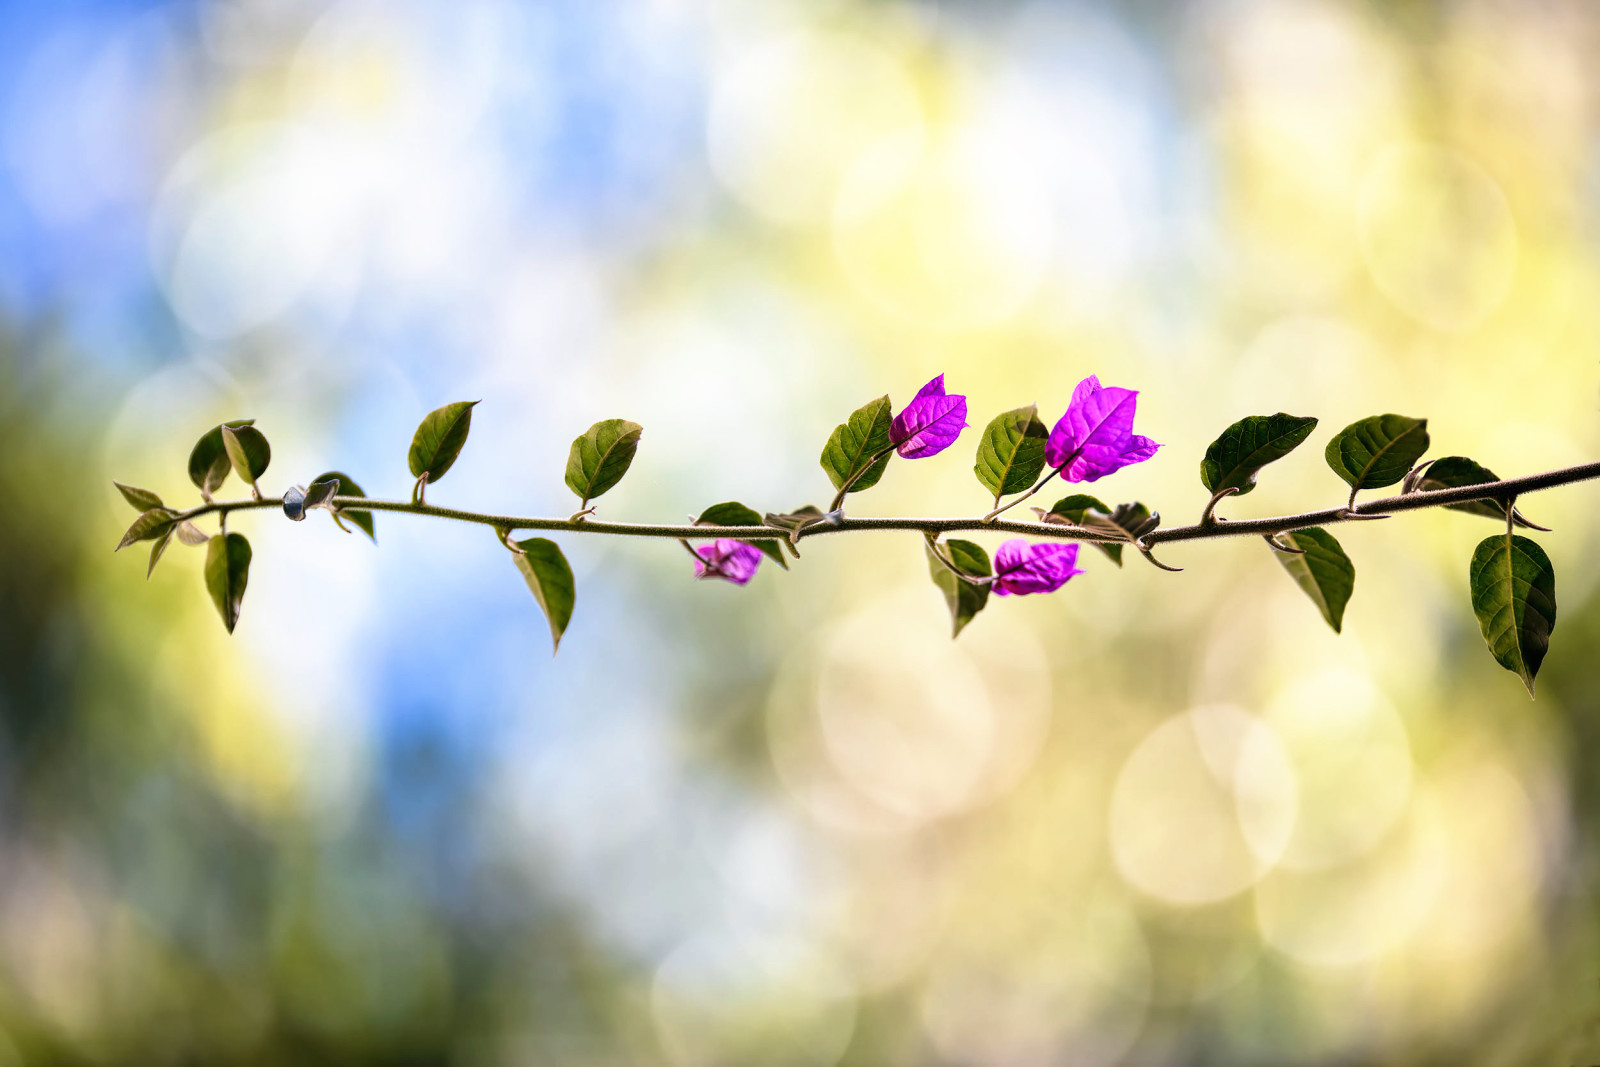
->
[[1037, 493, 1123, 566], [312, 471, 375, 542], [819, 395, 892, 494], [204, 532, 252, 634], [116, 508, 177, 551], [221, 424, 271, 493], [187, 419, 255, 500], [564, 418, 643, 506], [113, 481, 164, 512], [1274, 527, 1355, 633], [512, 537, 576, 654], [974, 405, 1049, 504], [1470, 533, 1556, 698], [927, 538, 991, 638], [696, 501, 787, 569], [1200, 413, 1318, 496], [408, 401, 479, 483], [175, 521, 209, 546], [1324, 414, 1429, 492]]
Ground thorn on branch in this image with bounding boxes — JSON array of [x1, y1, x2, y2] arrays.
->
[[1200, 486, 1240, 527], [1263, 533, 1305, 554]]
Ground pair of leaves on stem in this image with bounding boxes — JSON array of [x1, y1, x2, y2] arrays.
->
[[1033, 494, 1158, 567], [188, 420, 270, 501], [114, 484, 211, 579]]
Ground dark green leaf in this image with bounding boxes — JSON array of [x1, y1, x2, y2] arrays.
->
[[408, 401, 479, 483], [114, 481, 164, 512], [303, 479, 339, 510], [1470, 533, 1557, 697], [1274, 527, 1355, 633], [1324, 414, 1429, 492], [819, 395, 893, 494], [512, 537, 576, 654], [1200, 413, 1318, 496], [974, 405, 1049, 504], [1036, 493, 1123, 566], [116, 508, 178, 551], [204, 532, 252, 634], [927, 539, 991, 638], [564, 418, 643, 506], [147, 527, 175, 579], [1413, 456, 1541, 527], [175, 521, 209, 546], [696, 501, 788, 569], [187, 419, 255, 500], [221, 424, 271, 490], [313, 471, 375, 542]]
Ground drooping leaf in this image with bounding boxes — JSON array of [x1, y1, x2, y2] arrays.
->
[[116, 508, 178, 551], [1324, 414, 1429, 492], [762, 505, 836, 549], [1413, 456, 1542, 528], [564, 418, 643, 506], [927, 539, 991, 637], [175, 521, 209, 546], [312, 471, 375, 542], [819, 395, 893, 494], [512, 537, 576, 654], [187, 419, 255, 500], [147, 527, 174, 579], [1470, 533, 1557, 697], [1036, 493, 1123, 566], [974, 405, 1049, 504], [1200, 413, 1319, 496], [204, 532, 252, 634], [114, 481, 164, 512], [408, 401, 480, 483], [696, 501, 787, 569], [1274, 527, 1355, 633], [221, 424, 271, 492]]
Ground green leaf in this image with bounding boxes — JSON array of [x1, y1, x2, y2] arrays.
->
[[512, 537, 576, 654], [1412, 456, 1542, 527], [147, 526, 175, 579], [974, 405, 1049, 504], [1470, 533, 1557, 697], [927, 539, 991, 638], [408, 401, 479, 483], [312, 471, 375, 542], [114, 481, 164, 512], [1200, 413, 1318, 496], [187, 419, 255, 500], [1274, 527, 1355, 633], [221, 424, 271, 491], [175, 521, 209, 546], [696, 501, 788, 569], [564, 419, 643, 506], [1324, 414, 1429, 492], [819, 395, 893, 494], [204, 532, 252, 634], [1037, 493, 1122, 566], [116, 508, 178, 551]]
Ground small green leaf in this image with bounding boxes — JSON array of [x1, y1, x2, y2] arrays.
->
[[1200, 413, 1318, 496], [114, 481, 164, 512], [762, 505, 830, 549], [1470, 533, 1557, 697], [175, 521, 209, 546], [147, 527, 175, 579], [188, 419, 255, 500], [564, 419, 643, 506], [974, 405, 1049, 504], [303, 479, 339, 511], [512, 537, 576, 654], [117, 508, 178, 551], [221, 424, 271, 492], [927, 539, 991, 638], [1037, 493, 1123, 566], [1413, 456, 1541, 527], [204, 532, 252, 634], [408, 401, 480, 483], [819, 395, 893, 494], [312, 471, 375, 542], [696, 501, 788, 569], [1324, 414, 1429, 492], [1274, 527, 1355, 633]]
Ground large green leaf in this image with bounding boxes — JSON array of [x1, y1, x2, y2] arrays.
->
[[1324, 414, 1429, 492], [819, 395, 893, 494], [204, 532, 252, 634], [1412, 456, 1541, 528], [187, 419, 255, 500], [113, 481, 164, 512], [1470, 533, 1557, 697], [974, 405, 1049, 504], [1037, 493, 1122, 566], [565, 419, 643, 505], [408, 401, 479, 483], [221, 424, 271, 494], [513, 537, 576, 654], [927, 538, 991, 638], [1200, 413, 1318, 496], [1274, 527, 1355, 633], [696, 501, 787, 569], [312, 471, 376, 542], [116, 508, 178, 551]]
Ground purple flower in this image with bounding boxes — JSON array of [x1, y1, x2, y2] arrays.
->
[[1045, 375, 1160, 482], [890, 374, 968, 459], [991, 540, 1084, 596], [694, 539, 762, 585]]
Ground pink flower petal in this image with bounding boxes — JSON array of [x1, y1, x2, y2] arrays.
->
[[991, 540, 1084, 596]]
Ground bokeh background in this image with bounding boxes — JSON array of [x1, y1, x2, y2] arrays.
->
[[4, 0, 1600, 1063]]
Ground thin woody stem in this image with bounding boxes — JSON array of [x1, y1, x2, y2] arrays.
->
[[829, 446, 896, 512], [982, 466, 1061, 523]]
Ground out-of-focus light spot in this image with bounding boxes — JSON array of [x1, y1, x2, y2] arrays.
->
[[819, 839, 952, 993], [1263, 668, 1412, 871], [707, 30, 922, 227], [1230, 314, 1400, 411], [833, 124, 1055, 328], [651, 928, 857, 1067], [1110, 705, 1297, 905], [1358, 144, 1518, 332]]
